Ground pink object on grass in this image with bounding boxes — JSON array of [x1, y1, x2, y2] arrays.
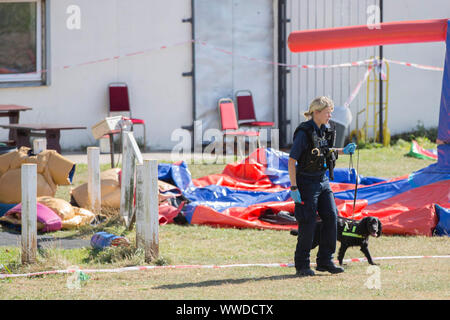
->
[[7, 202, 62, 232]]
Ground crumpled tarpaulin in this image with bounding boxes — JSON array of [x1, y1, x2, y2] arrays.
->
[[158, 148, 449, 236], [435, 204, 450, 236], [407, 140, 438, 160]]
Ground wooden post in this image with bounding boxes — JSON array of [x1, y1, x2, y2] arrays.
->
[[120, 130, 135, 224], [135, 164, 144, 248], [87, 147, 101, 214], [135, 159, 159, 262], [33, 138, 46, 154], [21, 164, 37, 264]]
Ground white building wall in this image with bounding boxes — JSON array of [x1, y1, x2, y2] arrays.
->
[[0, 0, 192, 150]]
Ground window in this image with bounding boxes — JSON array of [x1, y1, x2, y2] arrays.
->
[[0, 0, 48, 86]]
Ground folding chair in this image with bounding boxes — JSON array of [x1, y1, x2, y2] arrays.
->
[[235, 90, 274, 128], [108, 82, 146, 148], [218, 98, 260, 156]]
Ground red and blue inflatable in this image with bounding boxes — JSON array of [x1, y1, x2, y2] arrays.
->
[[158, 147, 449, 236]]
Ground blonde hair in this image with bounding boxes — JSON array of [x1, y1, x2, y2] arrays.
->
[[303, 96, 334, 119]]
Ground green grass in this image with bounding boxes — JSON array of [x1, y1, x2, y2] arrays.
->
[[1, 141, 448, 300], [341, 138, 436, 178], [1, 226, 449, 299]]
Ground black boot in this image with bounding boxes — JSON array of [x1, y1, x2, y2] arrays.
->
[[296, 268, 315, 277], [316, 263, 344, 274]]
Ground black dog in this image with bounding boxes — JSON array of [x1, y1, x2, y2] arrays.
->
[[290, 216, 382, 265]]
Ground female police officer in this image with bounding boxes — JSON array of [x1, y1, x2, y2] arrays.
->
[[288, 96, 356, 276]]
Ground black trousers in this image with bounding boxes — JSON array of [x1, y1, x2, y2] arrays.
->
[[294, 173, 338, 270]]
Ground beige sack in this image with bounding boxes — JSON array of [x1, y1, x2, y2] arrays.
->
[[71, 167, 180, 210], [62, 207, 96, 229], [0, 149, 29, 175], [0, 147, 75, 204], [37, 196, 75, 220], [71, 168, 121, 209], [47, 151, 76, 186], [0, 169, 55, 204]]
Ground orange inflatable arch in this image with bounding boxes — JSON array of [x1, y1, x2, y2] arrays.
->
[[288, 19, 448, 52]]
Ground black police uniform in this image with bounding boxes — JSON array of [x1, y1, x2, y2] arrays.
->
[[289, 119, 339, 271]]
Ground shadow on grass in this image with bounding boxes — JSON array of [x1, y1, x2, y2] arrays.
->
[[154, 273, 330, 290]]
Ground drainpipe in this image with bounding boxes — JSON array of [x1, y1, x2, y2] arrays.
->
[[182, 0, 196, 151], [278, 0, 290, 148], [378, 0, 384, 144]]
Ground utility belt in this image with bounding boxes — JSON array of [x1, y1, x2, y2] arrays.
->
[[296, 171, 328, 183]]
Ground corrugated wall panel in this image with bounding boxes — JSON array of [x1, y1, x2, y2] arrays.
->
[[285, 0, 379, 144]]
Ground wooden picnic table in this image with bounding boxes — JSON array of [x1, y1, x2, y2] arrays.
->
[[0, 104, 32, 144], [0, 123, 87, 154]]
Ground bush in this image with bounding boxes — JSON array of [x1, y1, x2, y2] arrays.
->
[[390, 121, 438, 146], [356, 141, 383, 150], [85, 245, 144, 265], [347, 121, 437, 150]]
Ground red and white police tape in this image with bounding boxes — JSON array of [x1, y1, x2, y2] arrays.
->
[[1, 255, 449, 279], [384, 58, 444, 72], [6, 39, 443, 78], [343, 64, 374, 108]]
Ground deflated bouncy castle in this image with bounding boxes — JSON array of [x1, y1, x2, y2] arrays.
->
[[157, 19, 450, 236], [158, 146, 448, 236]]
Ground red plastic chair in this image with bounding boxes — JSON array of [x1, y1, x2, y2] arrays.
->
[[235, 90, 274, 128], [108, 82, 146, 147], [218, 98, 260, 156], [218, 98, 260, 138]]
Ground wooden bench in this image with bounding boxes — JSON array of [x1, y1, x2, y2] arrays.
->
[[0, 124, 87, 154], [0, 104, 32, 145]]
